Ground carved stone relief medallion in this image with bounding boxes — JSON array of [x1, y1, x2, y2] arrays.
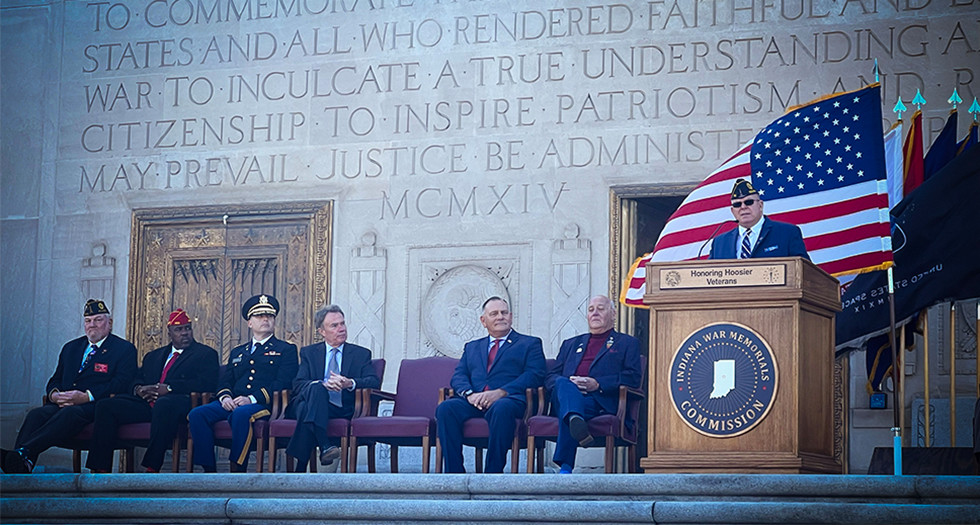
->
[[421, 264, 509, 358]]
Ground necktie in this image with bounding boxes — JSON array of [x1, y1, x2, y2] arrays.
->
[[487, 339, 500, 371], [79, 344, 97, 373], [250, 342, 258, 354], [327, 347, 342, 407], [159, 351, 180, 383], [740, 228, 752, 259]]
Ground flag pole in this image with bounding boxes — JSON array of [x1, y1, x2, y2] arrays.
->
[[887, 266, 902, 475]]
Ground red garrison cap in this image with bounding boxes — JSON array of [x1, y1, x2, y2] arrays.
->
[[167, 309, 191, 326]]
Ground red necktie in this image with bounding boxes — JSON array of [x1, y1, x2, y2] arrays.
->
[[159, 351, 180, 383], [487, 339, 500, 371]]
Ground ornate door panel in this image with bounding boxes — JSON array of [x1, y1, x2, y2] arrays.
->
[[127, 202, 332, 363]]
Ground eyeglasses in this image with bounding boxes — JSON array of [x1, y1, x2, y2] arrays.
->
[[731, 199, 757, 208]]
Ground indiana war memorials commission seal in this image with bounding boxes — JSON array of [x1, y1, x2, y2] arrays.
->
[[668, 322, 778, 438]]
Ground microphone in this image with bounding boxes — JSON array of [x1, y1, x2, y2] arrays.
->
[[697, 220, 735, 259]]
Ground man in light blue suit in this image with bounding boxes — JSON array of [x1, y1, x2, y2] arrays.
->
[[709, 178, 810, 261], [546, 295, 642, 473], [436, 296, 546, 473]]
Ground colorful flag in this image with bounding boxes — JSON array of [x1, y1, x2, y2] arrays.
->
[[883, 121, 904, 210], [836, 142, 980, 348], [622, 85, 893, 307], [902, 110, 924, 196], [923, 109, 958, 181]]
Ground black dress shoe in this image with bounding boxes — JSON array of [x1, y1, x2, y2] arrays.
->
[[319, 446, 341, 466], [3, 448, 34, 474], [568, 415, 594, 447]]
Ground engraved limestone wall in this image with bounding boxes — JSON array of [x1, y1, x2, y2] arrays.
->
[[1, 0, 977, 470]]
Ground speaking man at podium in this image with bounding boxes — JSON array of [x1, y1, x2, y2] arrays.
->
[[709, 178, 810, 261]]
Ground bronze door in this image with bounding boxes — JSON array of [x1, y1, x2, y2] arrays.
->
[[126, 202, 332, 363]]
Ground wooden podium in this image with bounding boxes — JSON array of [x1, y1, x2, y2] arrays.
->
[[641, 257, 842, 474]]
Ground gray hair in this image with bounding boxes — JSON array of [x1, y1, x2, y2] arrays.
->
[[314, 304, 345, 328]]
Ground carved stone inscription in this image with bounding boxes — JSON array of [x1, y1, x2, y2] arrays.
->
[[63, 1, 977, 216]]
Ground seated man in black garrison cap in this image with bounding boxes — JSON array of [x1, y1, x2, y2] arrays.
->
[[709, 178, 810, 260], [1, 300, 137, 474], [187, 294, 298, 473]]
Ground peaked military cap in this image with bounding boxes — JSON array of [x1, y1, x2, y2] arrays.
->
[[84, 299, 110, 317], [731, 178, 759, 200], [242, 294, 279, 320]]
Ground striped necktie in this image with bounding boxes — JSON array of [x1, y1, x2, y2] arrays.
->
[[740, 228, 752, 259]]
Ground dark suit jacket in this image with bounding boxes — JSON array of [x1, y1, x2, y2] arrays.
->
[[451, 330, 546, 399], [291, 342, 380, 417], [45, 333, 138, 401], [217, 335, 298, 406], [709, 217, 810, 260], [544, 330, 643, 415], [136, 340, 220, 396]]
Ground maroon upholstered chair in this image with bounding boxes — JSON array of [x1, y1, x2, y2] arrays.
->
[[348, 356, 458, 473], [185, 365, 273, 473], [115, 421, 185, 472], [433, 388, 535, 474], [525, 355, 646, 473], [55, 396, 192, 473], [432, 358, 553, 474], [265, 358, 386, 473]]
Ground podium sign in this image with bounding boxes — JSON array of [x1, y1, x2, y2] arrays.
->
[[642, 257, 842, 474]]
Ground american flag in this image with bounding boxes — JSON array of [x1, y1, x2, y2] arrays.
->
[[621, 85, 893, 307]]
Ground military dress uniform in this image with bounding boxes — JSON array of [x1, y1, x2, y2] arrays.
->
[[187, 295, 298, 472]]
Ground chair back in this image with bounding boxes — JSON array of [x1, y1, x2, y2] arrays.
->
[[624, 354, 648, 437], [391, 356, 457, 417], [370, 358, 386, 386]]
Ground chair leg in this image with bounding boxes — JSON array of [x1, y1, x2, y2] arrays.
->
[[421, 436, 431, 474], [604, 436, 615, 474], [309, 450, 317, 473], [73, 450, 82, 473], [474, 448, 483, 474], [434, 438, 442, 473], [526, 436, 535, 474], [628, 444, 638, 473], [510, 436, 520, 473], [340, 436, 348, 473], [124, 447, 135, 473], [171, 438, 181, 473], [348, 437, 358, 473], [367, 443, 376, 473], [256, 436, 265, 473], [390, 445, 399, 473], [185, 436, 194, 473], [536, 442, 545, 473], [267, 437, 277, 473]]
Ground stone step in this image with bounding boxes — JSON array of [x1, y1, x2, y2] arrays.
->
[[2, 473, 978, 524]]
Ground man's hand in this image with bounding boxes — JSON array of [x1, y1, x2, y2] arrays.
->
[[52, 390, 90, 407], [466, 388, 506, 410], [324, 372, 352, 391], [219, 397, 237, 411], [570, 376, 599, 393], [135, 385, 158, 402], [232, 395, 253, 407]]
